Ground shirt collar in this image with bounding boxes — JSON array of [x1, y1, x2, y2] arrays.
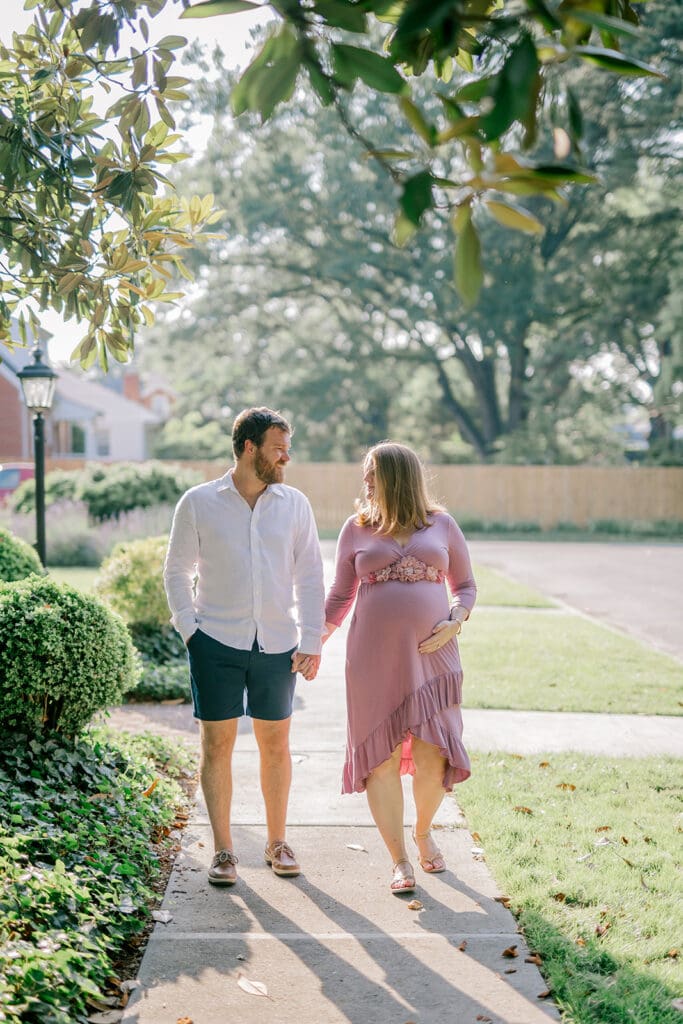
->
[[216, 468, 286, 498]]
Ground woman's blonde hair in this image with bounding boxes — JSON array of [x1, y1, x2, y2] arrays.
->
[[355, 442, 444, 534]]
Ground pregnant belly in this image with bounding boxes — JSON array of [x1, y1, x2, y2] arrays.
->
[[355, 580, 450, 636]]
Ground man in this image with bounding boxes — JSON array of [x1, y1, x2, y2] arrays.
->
[[164, 407, 324, 886]]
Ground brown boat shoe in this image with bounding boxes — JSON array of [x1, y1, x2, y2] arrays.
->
[[208, 848, 238, 886], [264, 839, 300, 877]]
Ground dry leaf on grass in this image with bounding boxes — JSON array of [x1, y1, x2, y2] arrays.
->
[[471, 831, 481, 843], [595, 825, 611, 832], [538, 761, 550, 768], [525, 954, 543, 966], [556, 782, 576, 791], [237, 975, 272, 999], [595, 922, 611, 937], [407, 899, 423, 911], [513, 806, 533, 815], [668, 949, 680, 959], [502, 944, 518, 958], [494, 895, 511, 908], [553, 892, 566, 902]]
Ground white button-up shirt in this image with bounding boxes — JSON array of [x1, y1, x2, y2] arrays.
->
[[163, 470, 325, 655]]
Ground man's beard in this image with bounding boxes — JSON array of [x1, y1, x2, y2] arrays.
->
[[254, 448, 285, 484]]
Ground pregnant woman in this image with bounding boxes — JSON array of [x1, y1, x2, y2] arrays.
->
[[324, 442, 476, 894]]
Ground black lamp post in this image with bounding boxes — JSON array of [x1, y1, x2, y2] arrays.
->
[[17, 345, 58, 566]]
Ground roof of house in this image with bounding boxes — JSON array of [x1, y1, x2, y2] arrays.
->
[[1, 339, 160, 424]]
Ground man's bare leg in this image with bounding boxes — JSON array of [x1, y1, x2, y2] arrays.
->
[[200, 718, 239, 852], [253, 717, 299, 874]]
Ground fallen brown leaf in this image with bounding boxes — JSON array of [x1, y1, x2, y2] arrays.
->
[[667, 949, 679, 959], [538, 761, 550, 768], [177, 1018, 193, 1024], [513, 806, 533, 815], [504, 968, 517, 974], [537, 990, 552, 1000], [457, 940, 468, 952], [494, 895, 511, 907], [556, 783, 576, 791], [576, 937, 586, 947], [595, 922, 611, 937], [471, 831, 481, 843], [553, 892, 566, 902], [407, 899, 423, 911], [621, 836, 629, 845], [142, 778, 160, 798], [595, 825, 611, 832], [502, 944, 519, 958], [525, 954, 543, 966], [476, 1016, 493, 1022]]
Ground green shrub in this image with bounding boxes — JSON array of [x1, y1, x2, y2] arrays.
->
[[129, 620, 186, 662], [11, 462, 200, 521], [0, 526, 43, 581], [131, 661, 191, 702], [78, 461, 200, 521], [0, 728, 193, 1024], [94, 535, 170, 626], [10, 468, 81, 514], [0, 577, 139, 736]]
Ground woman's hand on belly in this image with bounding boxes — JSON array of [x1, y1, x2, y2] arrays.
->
[[418, 618, 461, 655]]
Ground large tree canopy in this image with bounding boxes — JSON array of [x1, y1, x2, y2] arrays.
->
[[142, 1, 680, 463], [0, 0, 666, 366]]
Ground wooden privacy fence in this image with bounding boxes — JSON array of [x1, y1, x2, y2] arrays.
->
[[42, 458, 682, 530], [175, 462, 683, 531]]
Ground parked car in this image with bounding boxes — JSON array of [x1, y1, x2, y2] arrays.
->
[[0, 462, 34, 504]]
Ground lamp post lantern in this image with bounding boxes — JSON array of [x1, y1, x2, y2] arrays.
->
[[17, 345, 58, 567]]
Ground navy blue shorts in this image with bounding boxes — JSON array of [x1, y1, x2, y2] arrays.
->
[[186, 630, 296, 722]]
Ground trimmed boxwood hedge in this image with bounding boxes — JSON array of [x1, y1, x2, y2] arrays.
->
[[0, 576, 139, 736], [0, 526, 43, 582]]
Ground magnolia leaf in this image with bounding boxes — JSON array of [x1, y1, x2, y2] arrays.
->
[[181, 0, 261, 18], [237, 975, 270, 998], [574, 45, 664, 78], [567, 10, 641, 39], [485, 199, 544, 235], [152, 910, 173, 923], [454, 215, 482, 308], [399, 170, 433, 226], [313, 0, 367, 33], [332, 44, 407, 94]]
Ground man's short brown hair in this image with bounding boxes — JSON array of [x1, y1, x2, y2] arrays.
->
[[232, 407, 292, 458]]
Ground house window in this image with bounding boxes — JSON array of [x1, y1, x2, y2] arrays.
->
[[71, 424, 86, 454], [95, 429, 110, 456]]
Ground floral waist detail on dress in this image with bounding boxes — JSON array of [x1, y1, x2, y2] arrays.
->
[[362, 555, 445, 585]]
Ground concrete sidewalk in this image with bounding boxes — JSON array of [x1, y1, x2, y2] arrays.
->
[[121, 631, 561, 1024]]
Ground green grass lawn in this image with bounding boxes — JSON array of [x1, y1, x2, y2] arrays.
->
[[471, 563, 554, 607], [462, 609, 683, 716], [48, 566, 98, 591], [455, 752, 683, 1024]]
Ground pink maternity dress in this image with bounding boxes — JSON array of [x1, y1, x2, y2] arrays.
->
[[325, 512, 477, 794]]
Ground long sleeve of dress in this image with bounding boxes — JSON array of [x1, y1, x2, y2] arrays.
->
[[446, 516, 477, 618], [324, 517, 359, 626]]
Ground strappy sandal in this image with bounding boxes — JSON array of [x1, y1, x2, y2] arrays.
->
[[390, 859, 416, 894], [412, 829, 446, 873]]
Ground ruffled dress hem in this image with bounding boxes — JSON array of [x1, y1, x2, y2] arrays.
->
[[341, 671, 471, 795]]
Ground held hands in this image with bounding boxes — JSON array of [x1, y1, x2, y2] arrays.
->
[[291, 651, 321, 681], [418, 618, 462, 655]]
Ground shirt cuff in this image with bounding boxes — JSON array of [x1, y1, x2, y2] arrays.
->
[[299, 629, 323, 656], [172, 612, 198, 644]]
